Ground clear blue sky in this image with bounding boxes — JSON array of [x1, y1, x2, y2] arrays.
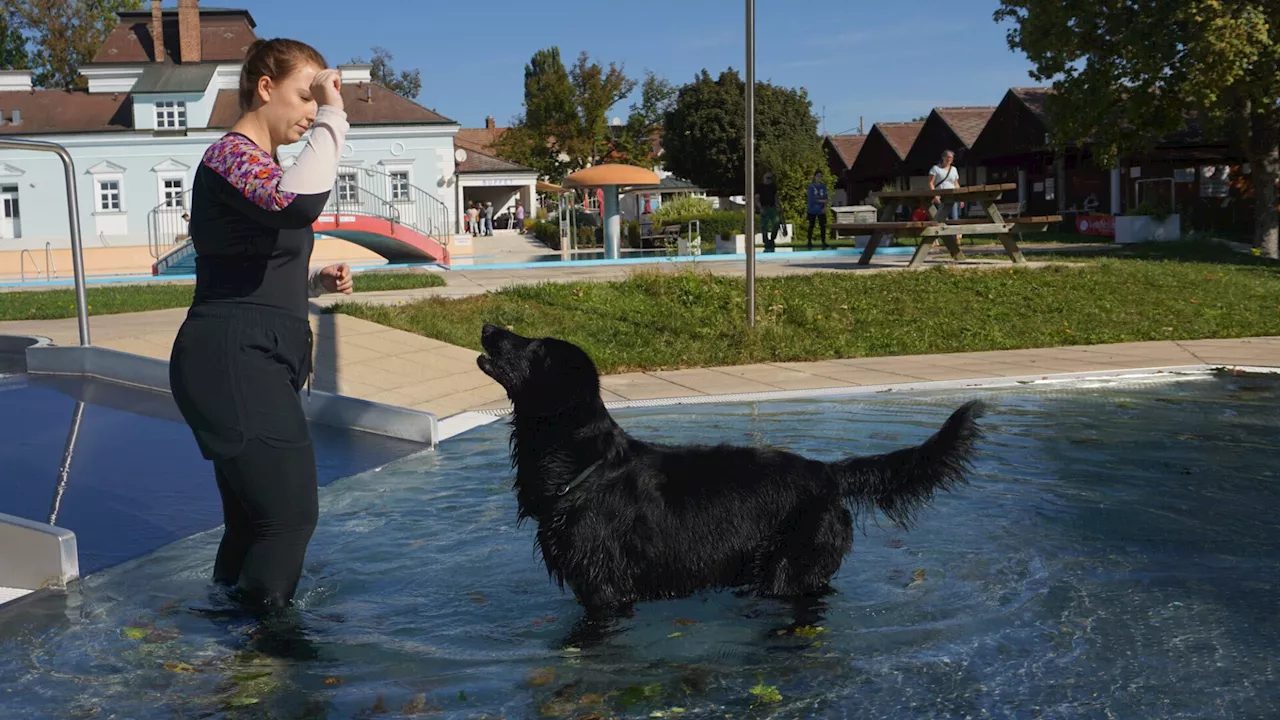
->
[[239, 0, 1041, 134]]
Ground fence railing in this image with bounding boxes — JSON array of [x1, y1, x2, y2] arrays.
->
[[331, 164, 452, 242], [147, 165, 453, 260], [147, 189, 192, 260]]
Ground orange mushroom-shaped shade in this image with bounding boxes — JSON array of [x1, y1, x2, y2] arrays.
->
[[562, 164, 661, 188]]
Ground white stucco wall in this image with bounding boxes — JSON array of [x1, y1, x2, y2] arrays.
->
[[0, 123, 459, 252]]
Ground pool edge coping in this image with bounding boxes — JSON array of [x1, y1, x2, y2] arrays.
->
[[18, 342, 439, 448], [435, 363, 1280, 441]]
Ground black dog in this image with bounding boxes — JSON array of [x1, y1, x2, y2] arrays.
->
[[477, 324, 986, 625]]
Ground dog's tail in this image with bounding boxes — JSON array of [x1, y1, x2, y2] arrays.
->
[[832, 400, 987, 529]]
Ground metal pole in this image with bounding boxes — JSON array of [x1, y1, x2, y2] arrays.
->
[[0, 138, 90, 345], [744, 0, 756, 328], [49, 400, 86, 526]]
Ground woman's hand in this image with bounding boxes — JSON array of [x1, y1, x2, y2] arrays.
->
[[318, 263, 353, 294], [311, 69, 344, 111]]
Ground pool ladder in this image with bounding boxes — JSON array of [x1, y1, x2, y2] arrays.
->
[[19, 242, 56, 282]]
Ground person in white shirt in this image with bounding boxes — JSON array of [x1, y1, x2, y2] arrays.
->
[[928, 149, 963, 244]]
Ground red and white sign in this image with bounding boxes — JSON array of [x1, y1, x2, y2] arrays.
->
[[1076, 214, 1115, 237]]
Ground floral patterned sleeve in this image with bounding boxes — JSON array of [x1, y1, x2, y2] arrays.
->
[[201, 134, 298, 212], [198, 107, 349, 230]]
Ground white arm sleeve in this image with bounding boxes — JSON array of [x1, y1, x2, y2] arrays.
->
[[307, 265, 326, 298], [279, 105, 350, 195]]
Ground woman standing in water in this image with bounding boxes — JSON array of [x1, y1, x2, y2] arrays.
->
[[169, 38, 354, 613]]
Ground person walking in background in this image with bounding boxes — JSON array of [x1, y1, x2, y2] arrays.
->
[[755, 171, 781, 253], [515, 201, 526, 232], [929, 149, 964, 245], [467, 203, 480, 236], [483, 201, 494, 236], [806, 170, 830, 250]]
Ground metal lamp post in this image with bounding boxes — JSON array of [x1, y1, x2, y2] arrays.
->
[[745, 0, 756, 328]]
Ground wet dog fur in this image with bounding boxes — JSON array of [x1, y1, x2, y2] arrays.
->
[[476, 324, 985, 635]]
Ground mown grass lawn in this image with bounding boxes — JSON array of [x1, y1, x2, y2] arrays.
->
[[331, 242, 1280, 375], [0, 272, 445, 322]]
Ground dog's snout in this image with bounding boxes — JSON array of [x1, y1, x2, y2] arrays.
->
[[482, 323, 501, 339]]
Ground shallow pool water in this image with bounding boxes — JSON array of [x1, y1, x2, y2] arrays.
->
[[2, 373, 1278, 718]]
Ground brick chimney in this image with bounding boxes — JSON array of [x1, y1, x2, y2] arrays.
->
[[177, 0, 202, 64], [150, 0, 165, 62], [485, 115, 495, 130]]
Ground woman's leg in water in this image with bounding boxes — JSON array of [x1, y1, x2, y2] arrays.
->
[[212, 439, 319, 610], [212, 465, 254, 586]]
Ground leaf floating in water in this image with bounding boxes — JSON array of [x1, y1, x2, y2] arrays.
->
[[667, 631, 683, 638], [887, 538, 905, 549], [1175, 433, 1198, 441], [145, 628, 181, 644], [671, 618, 699, 627], [749, 683, 783, 704], [526, 666, 557, 687], [324, 676, 343, 686], [531, 615, 557, 629], [793, 625, 826, 639], [369, 694, 390, 714], [618, 683, 664, 708], [163, 661, 198, 674], [400, 693, 437, 715], [468, 593, 489, 604], [121, 627, 148, 641], [407, 539, 427, 548], [908, 569, 927, 588]]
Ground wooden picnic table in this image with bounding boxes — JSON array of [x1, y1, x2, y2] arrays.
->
[[831, 183, 1062, 268]]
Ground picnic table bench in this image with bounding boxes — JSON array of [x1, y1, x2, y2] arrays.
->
[[831, 183, 1061, 268], [640, 223, 681, 247]]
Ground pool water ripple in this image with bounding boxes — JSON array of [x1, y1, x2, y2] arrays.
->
[[2, 374, 1278, 718]]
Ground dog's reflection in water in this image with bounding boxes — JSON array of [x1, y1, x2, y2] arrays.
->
[[477, 324, 986, 649]]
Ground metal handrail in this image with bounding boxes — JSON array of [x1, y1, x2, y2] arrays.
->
[[45, 241, 55, 280], [19, 249, 38, 282], [0, 138, 89, 344], [332, 164, 452, 245], [146, 189, 193, 260]]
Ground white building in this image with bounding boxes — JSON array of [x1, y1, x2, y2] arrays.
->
[[0, 1, 474, 279]]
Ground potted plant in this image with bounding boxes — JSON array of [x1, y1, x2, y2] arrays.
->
[[1115, 201, 1181, 244]]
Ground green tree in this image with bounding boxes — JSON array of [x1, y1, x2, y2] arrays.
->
[[349, 46, 422, 100], [493, 47, 577, 180], [567, 50, 636, 167], [663, 69, 829, 221], [995, 0, 1280, 258], [4, 0, 142, 89], [612, 71, 676, 168], [0, 8, 28, 70], [493, 46, 635, 182]]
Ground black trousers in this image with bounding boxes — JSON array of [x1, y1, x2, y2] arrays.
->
[[807, 212, 828, 247], [170, 303, 316, 611]]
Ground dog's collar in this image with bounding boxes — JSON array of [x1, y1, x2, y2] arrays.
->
[[558, 459, 604, 496]]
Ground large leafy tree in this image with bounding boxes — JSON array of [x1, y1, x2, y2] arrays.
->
[[611, 72, 677, 168], [3, 0, 142, 89], [493, 46, 635, 182], [663, 69, 830, 221], [0, 8, 28, 71], [349, 46, 422, 101], [995, 0, 1280, 258]]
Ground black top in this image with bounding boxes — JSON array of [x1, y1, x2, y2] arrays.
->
[[188, 132, 332, 319], [758, 183, 778, 208]]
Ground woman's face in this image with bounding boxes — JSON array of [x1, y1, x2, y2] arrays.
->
[[258, 63, 322, 147]]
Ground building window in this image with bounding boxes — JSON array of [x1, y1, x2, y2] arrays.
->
[[162, 177, 185, 208], [155, 100, 187, 130], [337, 172, 358, 203], [390, 171, 410, 201], [98, 179, 122, 212]]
